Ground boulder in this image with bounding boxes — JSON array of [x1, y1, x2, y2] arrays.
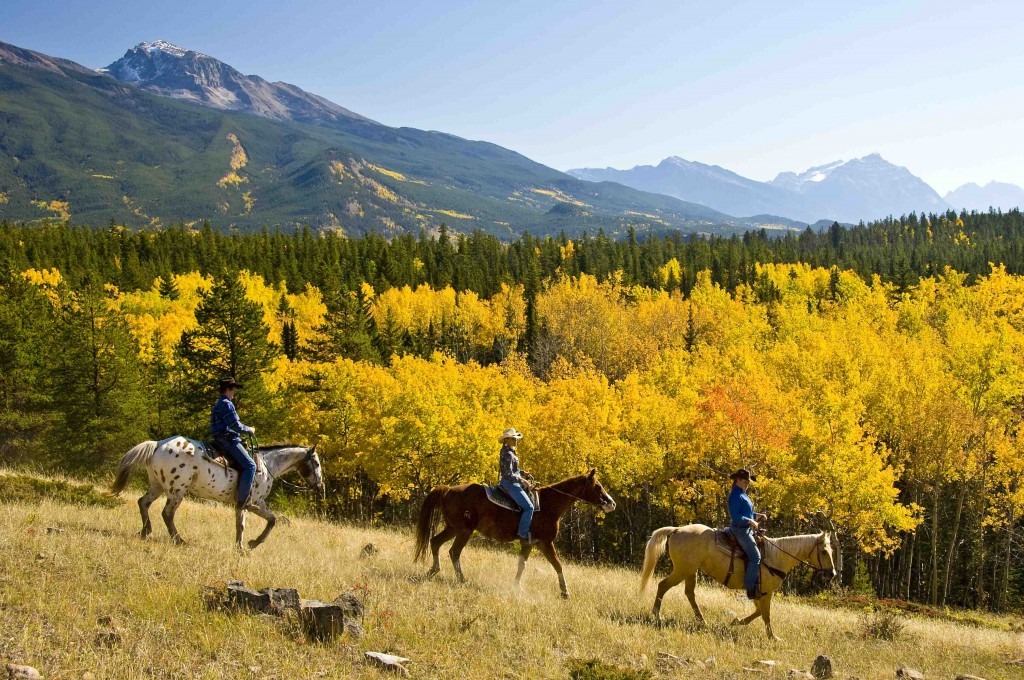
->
[[226, 581, 271, 613], [954, 675, 986, 680], [812, 654, 834, 679], [360, 543, 379, 558], [365, 652, 410, 677], [895, 666, 924, 679], [300, 599, 349, 642], [264, 587, 300, 614], [6, 665, 42, 680], [332, 592, 365, 619]]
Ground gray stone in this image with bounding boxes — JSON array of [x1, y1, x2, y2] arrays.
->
[[264, 587, 300, 614], [226, 581, 271, 612], [6, 665, 42, 680], [332, 592, 365, 619], [300, 599, 349, 642], [954, 675, 986, 680], [360, 543, 378, 558], [365, 652, 410, 677], [345, 621, 366, 638], [812, 655, 834, 679], [895, 666, 924, 679]]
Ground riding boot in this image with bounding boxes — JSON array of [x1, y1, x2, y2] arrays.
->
[[519, 533, 538, 547]]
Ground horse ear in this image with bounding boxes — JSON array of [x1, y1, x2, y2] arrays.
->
[[588, 468, 596, 479], [311, 443, 317, 454]]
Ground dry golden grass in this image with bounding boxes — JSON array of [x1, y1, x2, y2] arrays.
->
[[0, 484, 1022, 679]]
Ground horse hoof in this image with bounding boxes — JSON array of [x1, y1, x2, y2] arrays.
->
[[426, 569, 439, 580], [560, 592, 570, 600], [730, 618, 740, 626], [247, 540, 260, 550], [171, 536, 186, 546]]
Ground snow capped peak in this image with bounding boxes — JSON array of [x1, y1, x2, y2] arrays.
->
[[134, 40, 199, 58]]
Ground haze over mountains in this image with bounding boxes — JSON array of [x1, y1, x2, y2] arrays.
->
[[570, 155, 1024, 224], [1, 38, 1020, 236]]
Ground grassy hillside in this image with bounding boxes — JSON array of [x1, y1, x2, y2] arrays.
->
[[0, 53, 741, 238], [1, 472, 1021, 679]]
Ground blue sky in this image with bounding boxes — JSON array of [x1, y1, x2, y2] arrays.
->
[[3, 0, 1022, 192]]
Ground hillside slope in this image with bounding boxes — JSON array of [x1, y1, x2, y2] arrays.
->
[[0, 41, 748, 237], [0, 482, 1018, 679]]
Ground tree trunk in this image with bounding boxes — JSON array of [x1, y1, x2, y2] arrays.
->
[[902, 483, 919, 600], [1001, 506, 1015, 611], [929, 486, 940, 606], [941, 482, 965, 606]]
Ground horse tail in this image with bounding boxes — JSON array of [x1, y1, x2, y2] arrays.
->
[[640, 526, 676, 592], [111, 440, 158, 494], [413, 486, 447, 563]]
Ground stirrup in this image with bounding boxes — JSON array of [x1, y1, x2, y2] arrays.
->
[[519, 533, 538, 547]]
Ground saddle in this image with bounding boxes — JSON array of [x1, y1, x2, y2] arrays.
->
[[715, 528, 785, 589], [484, 485, 540, 513], [200, 440, 243, 472]]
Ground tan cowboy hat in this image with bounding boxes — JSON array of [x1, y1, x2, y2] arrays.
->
[[499, 428, 524, 442]]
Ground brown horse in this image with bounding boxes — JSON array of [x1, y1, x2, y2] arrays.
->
[[414, 470, 616, 598], [639, 524, 837, 639]]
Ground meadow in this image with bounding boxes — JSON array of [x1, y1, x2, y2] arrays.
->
[[1, 473, 1021, 679]]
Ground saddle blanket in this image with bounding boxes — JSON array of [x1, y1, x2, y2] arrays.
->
[[484, 485, 540, 512]]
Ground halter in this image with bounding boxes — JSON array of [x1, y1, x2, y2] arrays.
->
[[761, 534, 832, 573], [263, 446, 319, 493]]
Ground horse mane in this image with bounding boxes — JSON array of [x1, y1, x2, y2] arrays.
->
[[258, 444, 306, 452], [763, 532, 828, 566], [540, 473, 591, 490]]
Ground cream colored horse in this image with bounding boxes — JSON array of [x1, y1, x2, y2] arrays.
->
[[639, 524, 836, 639]]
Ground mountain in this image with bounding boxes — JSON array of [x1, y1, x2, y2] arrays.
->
[[769, 153, 948, 222], [101, 40, 368, 125], [571, 153, 951, 224], [0, 39, 763, 237], [944, 181, 1024, 212], [569, 156, 809, 220]]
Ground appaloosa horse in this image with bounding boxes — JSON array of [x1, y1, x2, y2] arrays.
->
[[111, 436, 323, 550], [639, 524, 837, 639], [414, 470, 616, 598]]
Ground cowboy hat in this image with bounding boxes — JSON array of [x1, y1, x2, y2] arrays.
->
[[499, 428, 524, 442], [730, 468, 756, 482], [218, 376, 244, 391]]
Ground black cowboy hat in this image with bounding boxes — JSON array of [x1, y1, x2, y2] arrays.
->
[[730, 468, 756, 482], [218, 376, 244, 391]]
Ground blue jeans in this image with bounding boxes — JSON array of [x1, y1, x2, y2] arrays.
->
[[499, 479, 534, 539], [217, 436, 256, 506], [732, 526, 762, 595]]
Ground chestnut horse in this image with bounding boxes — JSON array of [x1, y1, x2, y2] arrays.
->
[[414, 470, 616, 598], [639, 524, 837, 639]]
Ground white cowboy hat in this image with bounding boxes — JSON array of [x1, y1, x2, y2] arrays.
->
[[499, 428, 524, 442]]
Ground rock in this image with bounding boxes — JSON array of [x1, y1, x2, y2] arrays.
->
[[895, 666, 924, 679], [812, 654, 834, 679], [332, 592, 365, 619], [954, 675, 986, 680], [1006, 659, 1024, 666], [6, 665, 42, 680], [300, 599, 349, 642], [264, 587, 300, 614], [360, 543, 378, 558], [742, 668, 766, 673], [94, 629, 123, 647], [201, 585, 225, 611], [45, 527, 64, 535], [365, 652, 410, 677], [226, 582, 271, 613], [345, 621, 366, 638], [788, 672, 815, 680], [757, 660, 776, 668]]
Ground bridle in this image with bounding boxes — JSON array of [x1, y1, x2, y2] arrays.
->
[[761, 534, 833, 573], [540, 480, 611, 509], [263, 446, 320, 493]]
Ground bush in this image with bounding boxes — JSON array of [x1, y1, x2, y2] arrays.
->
[[566, 658, 653, 680], [858, 607, 906, 641]]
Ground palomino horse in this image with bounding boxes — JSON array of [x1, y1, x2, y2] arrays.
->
[[414, 470, 616, 598], [639, 524, 837, 639], [111, 436, 324, 550]]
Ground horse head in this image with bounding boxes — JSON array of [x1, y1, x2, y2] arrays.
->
[[581, 468, 617, 513], [297, 445, 325, 496], [816, 532, 838, 580]]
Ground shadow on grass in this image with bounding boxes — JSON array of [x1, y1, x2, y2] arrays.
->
[[603, 609, 741, 641]]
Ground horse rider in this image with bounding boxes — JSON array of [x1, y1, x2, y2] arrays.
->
[[728, 468, 768, 599], [498, 428, 537, 547], [210, 377, 257, 509]]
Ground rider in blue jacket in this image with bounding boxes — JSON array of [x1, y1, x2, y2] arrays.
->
[[210, 377, 256, 509], [728, 468, 767, 599]]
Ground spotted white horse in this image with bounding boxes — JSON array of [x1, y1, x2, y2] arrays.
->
[[112, 436, 324, 550]]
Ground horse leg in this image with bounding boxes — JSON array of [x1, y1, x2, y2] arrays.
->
[[137, 482, 161, 539], [684, 573, 705, 624], [652, 566, 687, 621], [449, 532, 471, 583], [246, 501, 276, 550], [731, 598, 763, 627], [235, 507, 247, 551], [515, 544, 534, 592], [536, 541, 569, 599], [761, 592, 781, 641], [427, 525, 456, 578], [161, 490, 186, 545]]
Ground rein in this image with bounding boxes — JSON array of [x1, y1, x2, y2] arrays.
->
[[541, 481, 603, 508], [761, 535, 829, 572], [262, 445, 318, 493]]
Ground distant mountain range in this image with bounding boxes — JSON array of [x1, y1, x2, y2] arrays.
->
[[0, 39, 792, 237], [944, 182, 1024, 212]]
